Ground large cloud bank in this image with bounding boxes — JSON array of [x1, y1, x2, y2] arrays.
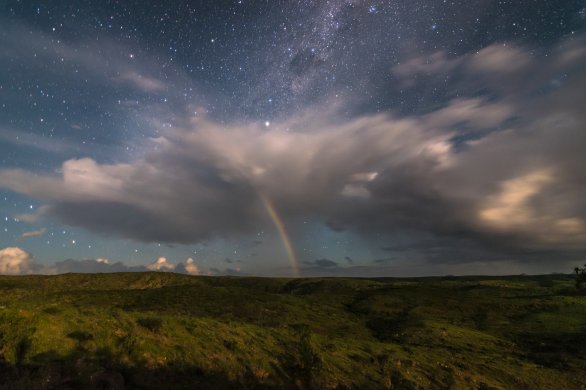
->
[[1, 38, 585, 264]]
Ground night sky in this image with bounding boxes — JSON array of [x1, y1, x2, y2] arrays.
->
[[1, 1, 585, 276]]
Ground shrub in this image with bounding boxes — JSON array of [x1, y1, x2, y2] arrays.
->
[[137, 317, 163, 333], [15, 337, 31, 366], [574, 264, 586, 289]]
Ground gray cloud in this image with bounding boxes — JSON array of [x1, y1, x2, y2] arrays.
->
[[208, 267, 249, 276], [392, 51, 463, 86], [50, 258, 137, 274], [303, 258, 338, 268], [0, 107, 450, 243], [0, 38, 585, 266]]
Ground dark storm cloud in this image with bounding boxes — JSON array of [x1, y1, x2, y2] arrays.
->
[[1, 35, 585, 266]]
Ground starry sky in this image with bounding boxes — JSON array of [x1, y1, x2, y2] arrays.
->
[[0, 0, 585, 277]]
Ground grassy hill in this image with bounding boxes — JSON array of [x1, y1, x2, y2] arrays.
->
[[0, 273, 584, 389]]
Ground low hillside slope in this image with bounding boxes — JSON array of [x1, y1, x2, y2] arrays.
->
[[0, 273, 584, 389]]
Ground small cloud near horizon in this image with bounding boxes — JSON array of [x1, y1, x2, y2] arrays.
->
[[0, 247, 204, 276]]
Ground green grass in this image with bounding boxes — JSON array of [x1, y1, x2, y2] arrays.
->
[[0, 273, 584, 389]]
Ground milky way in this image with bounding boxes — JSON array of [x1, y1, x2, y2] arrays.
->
[[0, 1, 584, 276]]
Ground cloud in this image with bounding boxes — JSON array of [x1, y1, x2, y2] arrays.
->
[[0, 247, 35, 275], [146, 257, 176, 271], [0, 21, 169, 96], [147, 256, 201, 275], [0, 37, 584, 266], [0, 253, 145, 275], [0, 248, 205, 275], [298, 258, 347, 277], [208, 267, 248, 276], [468, 44, 531, 74], [48, 258, 134, 274], [391, 43, 529, 81], [20, 228, 47, 239], [392, 51, 462, 85], [423, 98, 513, 129], [0, 108, 450, 243], [117, 71, 166, 92], [478, 169, 586, 245], [303, 258, 338, 268], [479, 170, 554, 228], [173, 257, 201, 275], [183, 258, 200, 275], [0, 128, 77, 154]]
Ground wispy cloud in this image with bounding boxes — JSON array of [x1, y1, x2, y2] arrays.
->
[[20, 228, 47, 239], [0, 20, 169, 95], [0, 128, 77, 154], [117, 71, 166, 92]]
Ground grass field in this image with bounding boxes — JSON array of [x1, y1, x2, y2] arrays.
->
[[0, 272, 584, 389]]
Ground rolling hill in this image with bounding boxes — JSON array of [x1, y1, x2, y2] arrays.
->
[[0, 272, 584, 389]]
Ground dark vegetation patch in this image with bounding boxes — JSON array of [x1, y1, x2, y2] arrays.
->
[[137, 317, 163, 333], [67, 330, 94, 343], [513, 331, 586, 369], [366, 308, 425, 342]]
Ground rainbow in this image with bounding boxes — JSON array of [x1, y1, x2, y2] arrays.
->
[[260, 195, 300, 277]]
